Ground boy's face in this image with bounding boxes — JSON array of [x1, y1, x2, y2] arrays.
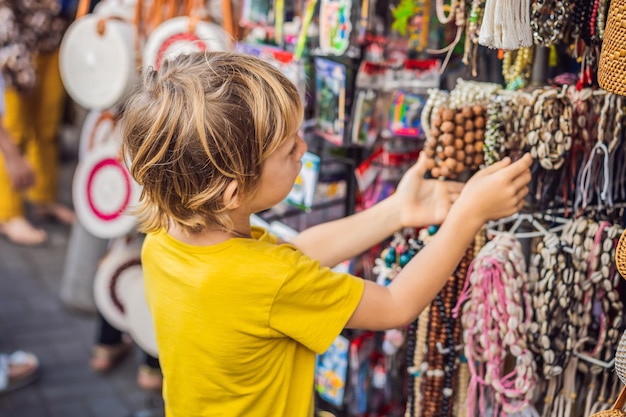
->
[[245, 132, 307, 213]]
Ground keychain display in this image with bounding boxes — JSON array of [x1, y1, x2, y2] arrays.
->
[[315, 58, 347, 146], [241, 0, 275, 27], [316, 334, 350, 407], [318, 0, 353, 56], [388, 91, 427, 139], [286, 151, 321, 211]]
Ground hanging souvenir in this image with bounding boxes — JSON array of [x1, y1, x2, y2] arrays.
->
[[387, 90, 427, 139], [72, 140, 142, 239], [241, 0, 275, 27], [315, 58, 347, 146], [318, 0, 353, 56], [234, 43, 305, 98], [315, 334, 350, 407], [93, 235, 159, 357], [143, 16, 231, 73], [59, 2, 138, 109], [350, 89, 378, 146], [285, 151, 321, 211], [350, 60, 385, 147], [78, 108, 119, 160]]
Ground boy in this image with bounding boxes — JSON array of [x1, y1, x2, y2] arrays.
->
[[121, 51, 532, 417]]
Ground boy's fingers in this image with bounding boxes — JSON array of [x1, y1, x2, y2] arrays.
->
[[512, 169, 532, 190], [476, 157, 512, 177], [412, 152, 428, 177], [503, 154, 533, 179]]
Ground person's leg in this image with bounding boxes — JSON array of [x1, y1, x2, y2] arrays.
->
[[90, 313, 132, 372], [26, 49, 74, 225], [0, 80, 47, 245], [137, 354, 162, 391]]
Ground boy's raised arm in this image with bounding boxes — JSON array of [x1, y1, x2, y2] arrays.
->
[[346, 154, 532, 330]]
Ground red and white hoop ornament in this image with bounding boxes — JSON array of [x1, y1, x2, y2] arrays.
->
[[72, 141, 141, 239], [78, 108, 118, 160], [93, 238, 143, 332], [142, 15, 231, 73], [125, 277, 159, 357], [93, 236, 159, 356]]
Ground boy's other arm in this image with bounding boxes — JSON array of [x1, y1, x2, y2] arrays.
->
[[288, 196, 403, 268], [290, 155, 463, 267]]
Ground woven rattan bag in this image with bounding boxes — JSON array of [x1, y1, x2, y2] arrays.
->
[[598, 0, 626, 95], [594, 331, 626, 416], [617, 230, 626, 279]]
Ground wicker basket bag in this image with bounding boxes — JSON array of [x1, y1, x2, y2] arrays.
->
[[598, 0, 626, 95], [592, 331, 626, 415], [617, 230, 626, 279]]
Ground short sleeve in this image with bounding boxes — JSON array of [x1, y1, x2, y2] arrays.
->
[[268, 252, 365, 354]]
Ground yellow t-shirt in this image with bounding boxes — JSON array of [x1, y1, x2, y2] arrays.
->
[[142, 226, 365, 417]]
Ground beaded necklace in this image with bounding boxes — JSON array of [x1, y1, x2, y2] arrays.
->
[[454, 233, 536, 416], [502, 47, 533, 91], [530, 0, 570, 47]]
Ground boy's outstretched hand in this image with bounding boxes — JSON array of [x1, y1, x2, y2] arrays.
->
[[393, 153, 533, 229], [393, 153, 464, 228], [455, 154, 533, 223]]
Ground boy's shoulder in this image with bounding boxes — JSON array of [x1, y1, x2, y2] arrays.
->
[[143, 226, 306, 267]]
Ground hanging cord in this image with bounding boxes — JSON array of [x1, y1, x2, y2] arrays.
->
[[428, 0, 468, 73]]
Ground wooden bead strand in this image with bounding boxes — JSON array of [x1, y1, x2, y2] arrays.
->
[[425, 105, 487, 179]]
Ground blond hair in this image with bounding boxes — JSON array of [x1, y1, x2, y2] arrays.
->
[[121, 51, 303, 234]]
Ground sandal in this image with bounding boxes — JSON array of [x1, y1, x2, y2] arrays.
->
[[90, 342, 132, 373], [137, 364, 163, 391], [0, 217, 47, 246], [0, 351, 40, 395]]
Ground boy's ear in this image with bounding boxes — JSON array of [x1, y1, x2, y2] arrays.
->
[[223, 180, 240, 209]]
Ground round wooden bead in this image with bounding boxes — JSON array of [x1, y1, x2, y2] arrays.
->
[[442, 109, 455, 121], [444, 145, 456, 158], [472, 105, 485, 116], [441, 121, 455, 133], [444, 158, 457, 171], [440, 133, 454, 146]]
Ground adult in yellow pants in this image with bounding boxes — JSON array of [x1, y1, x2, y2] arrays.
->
[[0, 49, 75, 245]]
